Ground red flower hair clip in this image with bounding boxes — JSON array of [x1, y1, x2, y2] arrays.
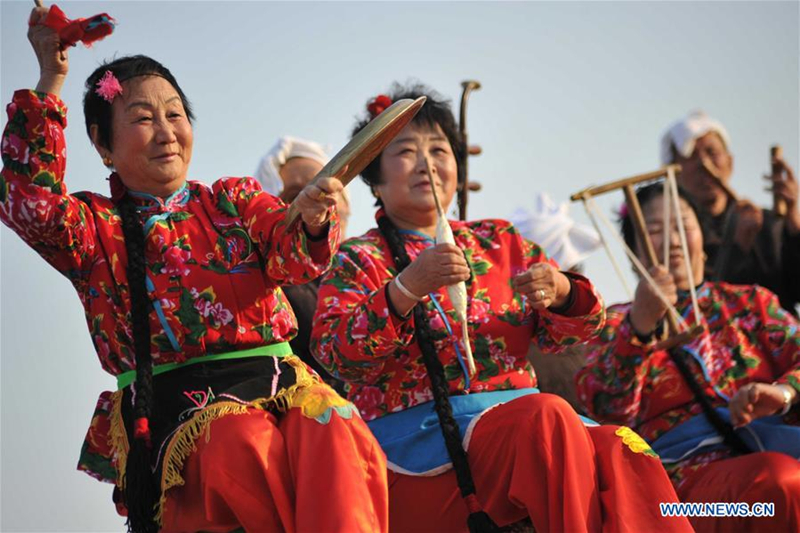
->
[[367, 95, 392, 118], [95, 70, 123, 103], [618, 202, 629, 219]]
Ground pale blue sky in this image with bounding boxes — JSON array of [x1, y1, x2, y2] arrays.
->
[[1, 1, 798, 530]]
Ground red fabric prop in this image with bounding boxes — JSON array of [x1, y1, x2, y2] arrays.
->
[[41, 4, 115, 48]]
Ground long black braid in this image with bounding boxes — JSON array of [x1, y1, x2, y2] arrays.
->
[[377, 215, 500, 533], [117, 194, 159, 533], [668, 347, 752, 455]]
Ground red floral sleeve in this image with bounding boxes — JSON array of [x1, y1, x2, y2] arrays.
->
[[213, 177, 340, 285], [751, 286, 800, 395], [517, 232, 606, 353], [575, 304, 653, 426], [1, 90, 98, 281], [311, 236, 415, 383]]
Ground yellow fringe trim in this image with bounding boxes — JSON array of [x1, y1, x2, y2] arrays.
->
[[107, 390, 129, 489], [152, 355, 319, 525], [107, 356, 324, 525]]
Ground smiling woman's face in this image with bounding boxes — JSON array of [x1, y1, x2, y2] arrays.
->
[[375, 122, 458, 229], [100, 75, 193, 197]]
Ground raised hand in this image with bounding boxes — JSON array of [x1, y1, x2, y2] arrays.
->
[[629, 266, 677, 337], [294, 177, 343, 236], [28, 6, 69, 97]]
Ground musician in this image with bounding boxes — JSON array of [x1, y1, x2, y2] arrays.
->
[[577, 183, 800, 532], [3, 7, 387, 531], [661, 111, 800, 314], [311, 83, 691, 533]]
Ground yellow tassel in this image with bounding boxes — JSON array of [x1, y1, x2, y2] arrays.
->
[[152, 355, 320, 525], [106, 390, 129, 490], [155, 401, 252, 524]]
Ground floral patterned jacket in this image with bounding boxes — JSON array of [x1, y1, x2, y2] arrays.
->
[[576, 281, 800, 485], [1, 90, 339, 481], [310, 212, 605, 421]]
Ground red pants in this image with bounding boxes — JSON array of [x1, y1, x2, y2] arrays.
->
[[388, 393, 692, 533], [160, 407, 388, 533], [677, 451, 800, 533]]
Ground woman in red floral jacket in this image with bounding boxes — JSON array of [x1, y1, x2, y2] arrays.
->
[[577, 182, 800, 532], [311, 83, 691, 533], [1, 7, 387, 533]]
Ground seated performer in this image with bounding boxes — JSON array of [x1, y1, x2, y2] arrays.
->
[[311, 83, 691, 532], [254, 137, 350, 387], [3, 7, 387, 532], [577, 182, 800, 533], [661, 111, 800, 314]]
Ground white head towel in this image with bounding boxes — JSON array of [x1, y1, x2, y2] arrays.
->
[[254, 136, 330, 196], [660, 110, 731, 166]]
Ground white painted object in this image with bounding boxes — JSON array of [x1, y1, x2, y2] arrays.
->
[[425, 157, 476, 377]]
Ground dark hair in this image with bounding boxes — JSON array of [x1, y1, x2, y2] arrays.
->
[[353, 83, 465, 205], [83, 55, 194, 152], [377, 214, 499, 533], [620, 182, 702, 252], [117, 193, 159, 533]]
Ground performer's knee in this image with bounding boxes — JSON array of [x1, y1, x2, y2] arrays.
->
[[751, 452, 800, 504], [515, 393, 585, 430], [196, 410, 277, 474]]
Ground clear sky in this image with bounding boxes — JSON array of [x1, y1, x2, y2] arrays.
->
[[1, 1, 798, 530]]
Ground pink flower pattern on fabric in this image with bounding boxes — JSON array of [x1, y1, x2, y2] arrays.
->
[[311, 213, 606, 421], [577, 281, 800, 487]]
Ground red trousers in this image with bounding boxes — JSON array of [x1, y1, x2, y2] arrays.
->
[[160, 407, 388, 533], [388, 393, 692, 533], [677, 451, 800, 533]]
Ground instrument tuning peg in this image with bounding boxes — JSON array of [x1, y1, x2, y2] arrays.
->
[[468, 145, 482, 156]]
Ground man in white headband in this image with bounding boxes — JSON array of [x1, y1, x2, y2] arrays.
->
[[254, 137, 351, 391], [255, 136, 351, 236], [661, 111, 799, 315]]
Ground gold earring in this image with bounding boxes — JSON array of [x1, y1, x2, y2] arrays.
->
[[102, 156, 113, 168]]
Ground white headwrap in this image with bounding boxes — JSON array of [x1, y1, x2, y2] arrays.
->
[[254, 136, 330, 196], [660, 110, 731, 166], [509, 193, 602, 270]]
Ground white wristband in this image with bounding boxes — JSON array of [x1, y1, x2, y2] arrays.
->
[[774, 383, 794, 416], [394, 274, 423, 302]]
